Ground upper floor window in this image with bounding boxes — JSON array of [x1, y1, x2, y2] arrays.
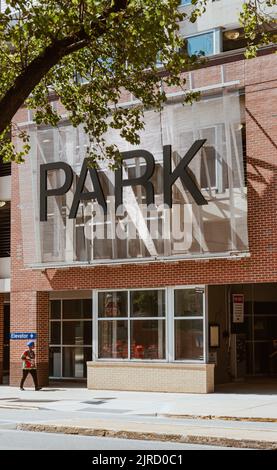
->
[[179, 0, 192, 5], [186, 32, 215, 57]]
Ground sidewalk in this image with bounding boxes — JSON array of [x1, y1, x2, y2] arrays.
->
[[1, 383, 277, 448]]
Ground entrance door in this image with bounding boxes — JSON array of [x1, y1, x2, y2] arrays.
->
[[250, 301, 277, 376], [231, 284, 277, 379], [244, 300, 277, 376], [3, 304, 10, 382]]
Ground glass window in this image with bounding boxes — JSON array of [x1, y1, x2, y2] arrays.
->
[[131, 320, 166, 359], [50, 300, 61, 319], [62, 347, 92, 378], [186, 32, 214, 56], [49, 347, 61, 377], [49, 298, 93, 378], [174, 289, 204, 317], [175, 319, 204, 360], [180, 0, 191, 4], [63, 299, 92, 319], [98, 291, 128, 318], [98, 320, 128, 358], [62, 321, 92, 345], [50, 321, 61, 344], [83, 299, 92, 319], [63, 299, 82, 319], [130, 290, 165, 317]]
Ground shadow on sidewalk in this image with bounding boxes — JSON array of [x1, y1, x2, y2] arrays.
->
[[215, 378, 277, 395], [48, 379, 87, 389]]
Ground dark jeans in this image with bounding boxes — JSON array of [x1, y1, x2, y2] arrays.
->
[[20, 369, 39, 389]]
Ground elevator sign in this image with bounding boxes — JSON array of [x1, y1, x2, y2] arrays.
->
[[10, 333, 37, 340], [233, 294, 244, 323]]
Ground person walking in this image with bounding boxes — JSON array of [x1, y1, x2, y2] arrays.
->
[[20, 341, 41, 391]]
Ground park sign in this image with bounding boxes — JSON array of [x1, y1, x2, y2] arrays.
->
[[40, 140, 208, 222], [17, 92, 249, 265]]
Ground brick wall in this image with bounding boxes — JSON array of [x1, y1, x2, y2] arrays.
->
[[9, 291, 49, 387], [9, 53, 277, 382]]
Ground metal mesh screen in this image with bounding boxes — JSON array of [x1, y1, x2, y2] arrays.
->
[[17, 90, 248, 266]]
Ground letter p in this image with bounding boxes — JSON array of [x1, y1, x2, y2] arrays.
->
[[40, 162, 73, 222]]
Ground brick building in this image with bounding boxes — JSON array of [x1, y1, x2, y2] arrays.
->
[[0, 0, 277, 392]]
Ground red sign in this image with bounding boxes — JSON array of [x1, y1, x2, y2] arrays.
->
[[233, 294, 244, 323]]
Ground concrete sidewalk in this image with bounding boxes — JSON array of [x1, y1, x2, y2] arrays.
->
[[1, 384, 277, 448]]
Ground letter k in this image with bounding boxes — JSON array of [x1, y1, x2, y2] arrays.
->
[[163, 140, 208, 208]]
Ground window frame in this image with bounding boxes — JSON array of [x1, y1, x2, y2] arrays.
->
[[183, 28, 222, 57], [49, 297, 93, 379], [49, 286, 207, 379], [96, 288, 167, 362], [172, 286, 206, 362], [94, 285, 207, 364]]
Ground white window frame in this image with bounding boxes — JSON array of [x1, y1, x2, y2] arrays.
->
[[169, 285, 207, 363], [184, 28, 222, 57], [94, 285, 207, 364], [95, 287, 167, 362]]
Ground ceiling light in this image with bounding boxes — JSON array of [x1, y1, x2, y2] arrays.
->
[[0, 201, 6, 208], [224, 30, 240, 40]]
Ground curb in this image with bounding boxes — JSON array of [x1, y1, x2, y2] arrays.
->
[[17, 423, 277, 450], [161, 414, 277, 423]]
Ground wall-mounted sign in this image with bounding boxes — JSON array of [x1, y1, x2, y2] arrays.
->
[[233, 294, 244, 323], [10, 332, 37, 340], [40, 142, 208, 222]]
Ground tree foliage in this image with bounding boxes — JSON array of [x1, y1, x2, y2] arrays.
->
[[0, 0, 275, 166], [239, 0, 277, 58], [0, 0, 198, 165]]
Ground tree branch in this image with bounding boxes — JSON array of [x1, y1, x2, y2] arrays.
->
[[0, 0, 130, 135], [0, 33, 89, 135]]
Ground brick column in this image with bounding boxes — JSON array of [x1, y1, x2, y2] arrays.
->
[[0, 294, 4, 384], [10, 291, 49, 387], [36, 291, 50, 386]]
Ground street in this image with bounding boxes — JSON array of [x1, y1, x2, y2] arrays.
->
[[0, 428, 242, 450]]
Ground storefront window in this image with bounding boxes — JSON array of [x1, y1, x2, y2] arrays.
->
[[62, 321, 92, 345], [98, 320, 128, 358], [50, 287, 205, 377], [174, 288, 203, 317], [174, 288, 205, 361], [63, 299, 92, 319], [130, 290, 165, 317], [49, 298, 92, 378], [62, 347, 92, 378], [131, 320, 165, 359], [98, 291, 128, 318], [98, 289, 166, 360], [49, 347, 61, 377], [175, 319, 204, 360], [50, 300, 61, 319], [50, 322, 61, 344]]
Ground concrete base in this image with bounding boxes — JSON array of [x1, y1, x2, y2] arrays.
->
[[87, 362, 215, 393]]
